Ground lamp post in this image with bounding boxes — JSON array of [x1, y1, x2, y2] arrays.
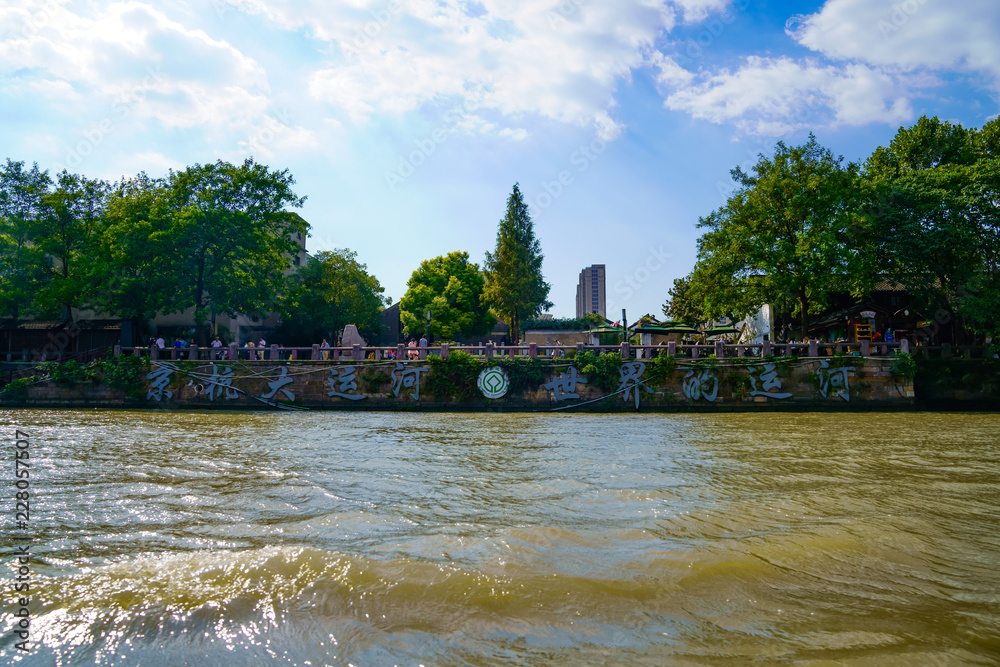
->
[[425, 309, 431, 344]]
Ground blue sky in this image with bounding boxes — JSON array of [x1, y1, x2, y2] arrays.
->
[[2, 0, 997, 319]]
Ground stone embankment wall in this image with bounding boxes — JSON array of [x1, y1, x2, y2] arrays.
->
[[2, 357, 915, 411]]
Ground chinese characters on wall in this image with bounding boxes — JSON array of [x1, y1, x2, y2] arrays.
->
[[145, 359, 856, 406]]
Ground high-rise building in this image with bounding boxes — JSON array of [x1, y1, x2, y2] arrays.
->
[[575, 264, 606, 318]]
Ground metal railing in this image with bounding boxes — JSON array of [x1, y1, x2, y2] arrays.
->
[[120, 339, 940, 363]]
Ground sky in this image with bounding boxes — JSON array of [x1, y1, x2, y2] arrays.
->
[[1, 0, 998, 320]]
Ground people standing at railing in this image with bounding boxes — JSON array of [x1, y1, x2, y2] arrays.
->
[[320, 339, 330, 360], [408, 339, 418, 360], [258, 337, 266, 360], [212, 336, 223, 359]]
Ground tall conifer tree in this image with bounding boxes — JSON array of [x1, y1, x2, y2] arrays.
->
[[483, 183, 551, 343]]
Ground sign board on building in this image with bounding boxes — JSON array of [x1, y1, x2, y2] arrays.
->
[[860, 310, 877, 319]]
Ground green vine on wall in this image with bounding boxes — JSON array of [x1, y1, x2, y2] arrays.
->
[[36, 360, 99, 386], [645, 354, 677, 386], [888, 352, 916, 379], [576, 351, 622, 391], [426, 351, 483, 400]]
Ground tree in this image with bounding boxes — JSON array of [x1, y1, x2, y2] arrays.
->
[[33, 171, 109, 320], [864, 116, 1000, 342], [159, 159, 307, 343], [662, 275, 704, 325], [691, 135, 863, 338], [277, 249, 388, 346], [0, 160, 52, 351], [88, 173, 175, 339], [400, 251, 493, 341], [865, 116, 975, 182], [483, 183, 551, 343]]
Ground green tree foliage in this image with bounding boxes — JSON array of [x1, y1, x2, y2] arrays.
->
[[483, 184, 552, 343], [662, 275, 704, 326], [90, 173, 174, 327], [865, 116, 1000, 341], [866, 116, 976, 181], [522, 313, 605, 331], [0, 160, 52, 339], [690, 135, 863, 337], [33, 171, 109, 317], [277, 249, 388, 346], [400, 251, 493, 341], [158, 159, 307, 342]]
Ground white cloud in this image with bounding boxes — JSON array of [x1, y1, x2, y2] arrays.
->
[[655, 0, 999, 135], [0, 1, 305, 155], [672, 0, 733, 24], [228, 0, 685, 139], [663, 56, 913, 135], [788, 0, 1000, 76]]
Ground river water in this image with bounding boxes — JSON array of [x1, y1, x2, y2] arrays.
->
[[1, 410, 999, 665]]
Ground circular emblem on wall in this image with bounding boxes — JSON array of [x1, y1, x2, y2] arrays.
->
[[477, 367, 510, 399]]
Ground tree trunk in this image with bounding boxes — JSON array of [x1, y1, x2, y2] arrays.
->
[[798, 287, 809, 340]]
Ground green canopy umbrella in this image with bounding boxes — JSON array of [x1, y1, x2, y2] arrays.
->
[[654, 323, 699, 335], [703, 325, 742, 336], [584, 325, 625, 334]]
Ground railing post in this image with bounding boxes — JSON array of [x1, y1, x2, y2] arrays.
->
[[441, 343, 449, 359], [620, 341, 629, 358], [808, 340, 818, 357], [667, 341, 676, 356], [691, 345, 699, 359], [942, 343, 952, 358], [228, 343, 238, 361], [268, 343, 277, 360], [189, 344, 198, 360], [900, 338, 909, 354], [860, 339, 870, 356], [575, 343, 584, 356], [352, 344, 362, 361], [528, 343, 537, 358], [114, 344, 121, 358], [150, 345, 159, 361], [486, 342, 494, 359], [762, 340, 771, 357], [311, 344, 320, 360], [714, 340, 725, 358]]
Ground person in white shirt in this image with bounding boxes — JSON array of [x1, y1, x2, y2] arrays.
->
[[258, 338, 266, 360]]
